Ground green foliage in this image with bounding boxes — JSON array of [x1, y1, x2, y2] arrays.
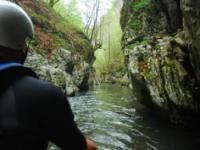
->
[[155, 44, 161, 50], [169, 32, 177, 41], [133, 0, 151, 11], [52, 1, 91, 55], [46, 0, 60, 7], [163, 60, 176, 68], [26, 35, 40, 51], [93, 2, 125, 79], [127, 19, 141, 30], [128, 40, 149, 49], [53, 0, 83, 29], [21, 0, 92, 59], [170, 32, 177, 37]]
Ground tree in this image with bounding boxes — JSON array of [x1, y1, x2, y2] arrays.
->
[[54, 0, 82, 28], [93, 0, 124, 79], [83, 0, 101, 49], [47, 0, 60, 7], [65, 0, 80, 19]]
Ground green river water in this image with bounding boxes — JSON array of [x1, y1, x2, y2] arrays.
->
[[49, 84, 200, 150]]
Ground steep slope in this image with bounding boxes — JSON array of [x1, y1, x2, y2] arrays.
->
[[120, 0, 200, 126], [16, 0, 94, 95]]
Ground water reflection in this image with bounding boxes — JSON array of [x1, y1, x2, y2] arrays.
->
[[49, 84, 200, 150]]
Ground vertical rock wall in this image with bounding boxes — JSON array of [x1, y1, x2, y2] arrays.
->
[[120, 0, 200, 126], [181, 0, 200, 83], [15, 0, 95, 96]]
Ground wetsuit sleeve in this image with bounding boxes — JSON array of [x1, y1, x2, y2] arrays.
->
[[41, 84, 87, 150]]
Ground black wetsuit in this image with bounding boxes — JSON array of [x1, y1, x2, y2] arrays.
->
[[0, 63, 86, 150]]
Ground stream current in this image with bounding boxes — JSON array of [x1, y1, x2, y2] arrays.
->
[[49, 84, 200, 150]]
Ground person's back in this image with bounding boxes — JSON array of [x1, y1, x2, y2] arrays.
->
[[0, 72, 48, 150], [0, 67, 86, 149], [0, 1, 97, 150]]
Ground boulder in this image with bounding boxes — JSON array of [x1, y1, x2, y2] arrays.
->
[[25, 49, 77, 96]]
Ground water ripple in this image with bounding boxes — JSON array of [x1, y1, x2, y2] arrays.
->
[[47, 84, 200, 150]]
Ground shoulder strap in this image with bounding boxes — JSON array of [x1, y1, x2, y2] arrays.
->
[[0, 63, 38, 78], [0, 63, 38, 95], [0, 63, 24, 71]]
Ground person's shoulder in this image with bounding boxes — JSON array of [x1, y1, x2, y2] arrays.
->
[[16, 76, 64, 98]]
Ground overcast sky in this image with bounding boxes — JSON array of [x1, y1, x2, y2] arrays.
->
[[63, 0, 113, 23]]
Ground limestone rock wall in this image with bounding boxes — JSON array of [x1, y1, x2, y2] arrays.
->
[[121, 0, 200, 126], [25, 48, 92, 96], [15, 0, 95, 96]]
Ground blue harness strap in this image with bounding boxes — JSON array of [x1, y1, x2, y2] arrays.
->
[[0, 62, 38, 78], [0, 63, 24, 71]]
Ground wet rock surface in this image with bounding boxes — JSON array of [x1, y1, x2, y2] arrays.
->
[[120, 0, 200, 126], [25, 48, 92, 96]]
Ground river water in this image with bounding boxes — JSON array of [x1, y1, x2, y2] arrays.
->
[[49, 84, 200, 150]]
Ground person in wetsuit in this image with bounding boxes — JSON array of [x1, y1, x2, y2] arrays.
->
[[0, 1, 97, 150]]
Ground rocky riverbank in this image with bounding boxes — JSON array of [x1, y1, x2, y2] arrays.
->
[[17, 0, 95, 96]]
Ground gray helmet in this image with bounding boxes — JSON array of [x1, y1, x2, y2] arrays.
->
[[0, 1, 34, 50]]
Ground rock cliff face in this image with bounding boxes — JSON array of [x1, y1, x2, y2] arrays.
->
[[120, 0, 200, 126], [25, 48, 91, 96], [181, 0, 200, 83], [16, 0, 95, 96]]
